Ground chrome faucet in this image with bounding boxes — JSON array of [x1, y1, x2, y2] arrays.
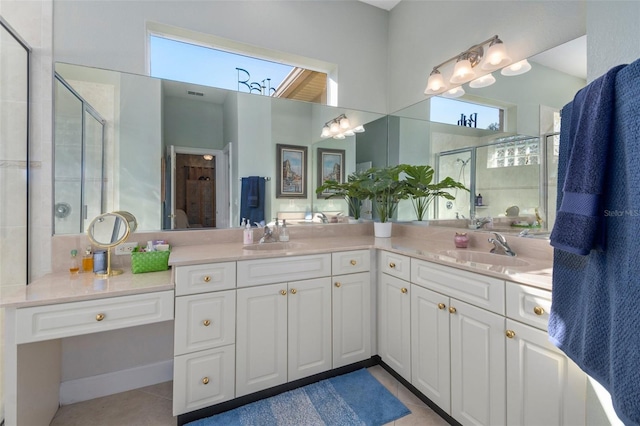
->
[[488, 232, 516, 257], [314, 212, 329, 223], [472, 216, 492, 229], [259, 225, 278, 244]]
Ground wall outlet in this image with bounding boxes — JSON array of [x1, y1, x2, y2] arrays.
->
[[115, 242, 138, 255]]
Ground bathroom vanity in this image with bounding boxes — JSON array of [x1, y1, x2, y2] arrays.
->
[[1, 224, 587, 426]]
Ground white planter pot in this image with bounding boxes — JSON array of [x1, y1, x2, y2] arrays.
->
[[347, 217, 361, 224], [374, 221, 392, 238]]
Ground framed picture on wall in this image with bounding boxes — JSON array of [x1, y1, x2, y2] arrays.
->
[[276, 144, 308, 198], [317, 148, 345, 199]]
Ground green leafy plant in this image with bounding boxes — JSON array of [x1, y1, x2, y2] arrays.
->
[[359, 165, 408, 223], [401, 164, 468, 221], [315, 169, 369, 220]]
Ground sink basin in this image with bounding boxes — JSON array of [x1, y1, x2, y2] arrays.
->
[[243, 242, 307, 251], [438, 250, 530, 267]]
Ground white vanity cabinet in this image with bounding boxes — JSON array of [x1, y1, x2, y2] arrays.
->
[[505, 282, 586, 426], [378, 251, 412, 382], [332, 250, 372, 368], [173, 262, 237, 415], [411, 258, 506, 426]]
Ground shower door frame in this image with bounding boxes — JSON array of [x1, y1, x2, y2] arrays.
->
[[436, 147, 476, 220]]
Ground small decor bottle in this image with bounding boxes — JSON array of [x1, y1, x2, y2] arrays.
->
[[243, 219, 253, 245], [82, 247, 94, 273], [454, 232, 469, 248], [279, 219, 289, 242], [69, 249, 80, 274]]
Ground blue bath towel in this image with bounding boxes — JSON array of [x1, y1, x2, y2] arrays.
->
[[240, 177, 265, 226], [550, 64, 626, 255], [549, 59, 640, 426]]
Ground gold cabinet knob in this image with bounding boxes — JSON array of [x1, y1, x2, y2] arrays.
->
[[533, 306, 545, 316], [401, 287, 408, 294], [95, 313, 105, 321], [290, 288, 297, 295], [449, 307, 457, 314], [203, 319, 211, 327], [280, 289, 287, 296], [203, 276, 211, 283], [350, 260, 357, 266], [506, 330, 516, 339], [438, 303, 446, 310], [202, 377, 210, 385], [389, 262, 396, 268], [335, 282, 341, 288]]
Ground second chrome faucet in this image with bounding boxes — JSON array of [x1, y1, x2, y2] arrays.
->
[[488, 232, 516, 257]]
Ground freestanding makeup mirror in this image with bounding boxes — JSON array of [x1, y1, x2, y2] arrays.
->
[[87, 211, 137, 277]]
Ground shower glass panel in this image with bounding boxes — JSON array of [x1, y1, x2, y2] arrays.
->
[[54, 76, 105, 234], [545, 133, 560, 230], [436, 149, 473, 220]]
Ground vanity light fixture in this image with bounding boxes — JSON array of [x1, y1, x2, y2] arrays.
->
[[320, 114, 364, 139], [424, 35, 511, 95], [442, 86, 466, 98], [203, 154, 213, 161], [469, 73, 496, 88], [501, 59, 532, 76]]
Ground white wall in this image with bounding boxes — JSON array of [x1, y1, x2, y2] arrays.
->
[[163, 96, 225, 150], [52, 0, 389, 114], [387, 1, 586, 113]]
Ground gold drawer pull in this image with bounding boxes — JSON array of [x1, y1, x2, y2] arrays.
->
[[335, 282, 341, 288], [506, 330, 516, 339], [350, 260, 357, 266], [202, 377, 210, 385], [533, 306, 545, 316], [401, 287, 408, 294], [203, 319, 211, 327], [280, 290, 287, 296], [389, 262, 396, 268], [449, 307, 457, 314], [438, 303, 446, 310], [290, 288, 297, 295], [95, 313, 105, 321], [203, 276, 211, 283]]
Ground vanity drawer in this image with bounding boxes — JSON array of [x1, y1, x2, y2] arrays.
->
[[175, 262, 236, 296], [16, 291, 174, 344], [332, 250, 371, 275], [173, 345, 235, 415], [174, 290, 236, 355], [379, 251, 411, 281], [411, 259, 505, 315], [506, 282, 551, 331], [237, 254, 331, 287]]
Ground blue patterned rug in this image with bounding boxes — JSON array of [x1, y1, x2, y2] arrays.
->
[[186, 368, 411, 425]]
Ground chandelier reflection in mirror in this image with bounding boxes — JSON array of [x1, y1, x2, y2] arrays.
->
[[320, 114, 365, 139]]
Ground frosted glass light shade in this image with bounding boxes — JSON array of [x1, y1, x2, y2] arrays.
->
[[469, 73, 496, 88], [424, 70, 447, 95], [501, 59, 532, 76], [333, 133, 346, 140], [450, 59, 475, 84], [330, 121, 340, 133], [321, 126, 331, 138], [481, 42, 511, 71], [353, 125, 365, 133], [339, 116, 350, 129], [442, 86, 465, 98]]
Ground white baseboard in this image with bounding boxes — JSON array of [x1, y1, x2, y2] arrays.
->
[[59, 359, 173, 405]]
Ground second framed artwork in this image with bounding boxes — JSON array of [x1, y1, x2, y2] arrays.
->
[[316, 148, 345, 199], [276, 144, 308, 198]]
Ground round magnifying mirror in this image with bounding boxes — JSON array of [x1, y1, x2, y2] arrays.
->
[[87, 211, 137, 277]]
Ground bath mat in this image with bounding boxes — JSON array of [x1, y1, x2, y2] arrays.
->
[[186, 368, 411, 425]]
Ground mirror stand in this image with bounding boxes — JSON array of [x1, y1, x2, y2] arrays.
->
[[87, 211, 137, 277]]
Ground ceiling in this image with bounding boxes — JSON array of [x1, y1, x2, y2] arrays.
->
[[529, 35, 587, 80], [358, 0, 402, 11]]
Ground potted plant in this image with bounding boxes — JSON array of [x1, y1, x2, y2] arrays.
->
[[359, 164, 408, 237], [402, 164, 468, 224], [316, 169, 369, 222]]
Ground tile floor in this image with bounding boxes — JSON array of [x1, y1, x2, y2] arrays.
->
[[50, 366, 449, 425]]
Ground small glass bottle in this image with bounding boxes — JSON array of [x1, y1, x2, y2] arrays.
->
[[82, 247, 94, 273], [279, 219, 289, 242], [69, 249, 80, 274]]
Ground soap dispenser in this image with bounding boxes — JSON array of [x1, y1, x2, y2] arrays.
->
[[279, 219, 289, 242], [243, 219, 254, 245], [69, 249, 80, 274]]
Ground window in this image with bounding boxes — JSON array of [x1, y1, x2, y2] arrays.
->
[[149, 35, 327, 104], [430, 97, 503, 131], [487, 135, 540, 168]]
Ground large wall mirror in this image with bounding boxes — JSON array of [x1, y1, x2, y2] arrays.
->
[[53, 36, 586, 235]]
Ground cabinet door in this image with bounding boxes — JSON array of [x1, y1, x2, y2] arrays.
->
[[411, 284, 451, 413], [333, 272, 371, 368], [506, 319, 586, 426], [236, 283, 288, 397], [450, 299, 506, 426], [288, 277, 332, 381], [378, 273, 411, 381]]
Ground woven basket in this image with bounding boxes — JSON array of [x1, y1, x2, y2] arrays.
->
[[131, 249, 170, 274]]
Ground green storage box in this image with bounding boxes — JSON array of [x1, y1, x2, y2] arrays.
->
[[131, 248, 170, 274]]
